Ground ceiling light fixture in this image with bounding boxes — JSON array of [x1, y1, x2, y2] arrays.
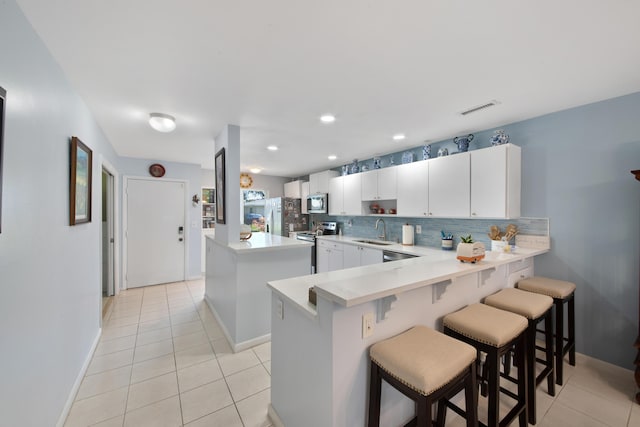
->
[[250, 168, 262, 174], [392, 134, 406, 141], [320, 114, 336, 124], [328, 155, 337, 161], [267, 145, 279, 151], [149, 113, 176, 133]]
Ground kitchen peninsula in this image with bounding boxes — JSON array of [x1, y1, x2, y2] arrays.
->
[[205, 232, 312, 351], [267, 238, 548, 427]]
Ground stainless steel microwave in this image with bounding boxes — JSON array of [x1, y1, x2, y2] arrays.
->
[[307, 194, 328, 214]]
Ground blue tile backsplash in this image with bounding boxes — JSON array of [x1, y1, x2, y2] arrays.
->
[[310, 214, 548, 249]]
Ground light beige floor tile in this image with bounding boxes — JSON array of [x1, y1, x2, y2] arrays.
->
[[568, 355, 635, 402], [109, 308, 141, 320], [140, 301, 168, 313], [105, 314, 140, 329], [556, 382, 631, 427], [235, 388, 272, 427], [87, 349, 134, 375], [180, 379, 233, 424], [131, 353, 176, 384], [171, 311, 201, 325], [133, 338, 174, 363], [173, 331, 210, 352], [175, 342, 215, 370], [217, 349, 261, 376], [540, 401, 607, 427], [136, 327, 172, 347], [138, 318, 171, 334], [95, 334, 137, 357], [102, 324, 138, 341], [177, 358, 223, 393], [90, 414, 124, 426], [211, 337, 233, 357], [204, 323, 224, 341], [225, 365, 271, 402], [262, 360, 271, 375], [172, 320, 205, 337], [64, 386, 128, 427], [252, 342, 271, 363], [126, 372, 178, 411], [123, 395, 182, 427], [185, 405, 243, 427], [139, 309, 170, 323], [628, 403, 640, 427], [77, 365, 132, 400]]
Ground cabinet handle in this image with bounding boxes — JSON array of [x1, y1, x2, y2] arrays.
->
[[429, 212, 433, 216]]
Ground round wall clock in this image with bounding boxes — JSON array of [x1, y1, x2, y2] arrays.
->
[[240, 173, 253, 188], [149, 163, 166, 178]]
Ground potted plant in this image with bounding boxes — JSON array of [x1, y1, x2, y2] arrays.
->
[[456, 235, 486, 263]]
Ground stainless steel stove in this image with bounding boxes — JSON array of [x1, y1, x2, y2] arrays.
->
[[295, 222, 337, 273]]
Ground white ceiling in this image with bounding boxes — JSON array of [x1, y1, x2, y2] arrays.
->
[[16, 0, 640, 178]]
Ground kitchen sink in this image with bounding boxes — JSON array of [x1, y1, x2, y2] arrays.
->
[[353, 239, 394, 246]]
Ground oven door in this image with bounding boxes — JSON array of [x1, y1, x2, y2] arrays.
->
[[296, 234, 317, 274]]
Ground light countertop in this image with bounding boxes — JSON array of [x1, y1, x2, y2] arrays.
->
[[206, 232, 312, 254]]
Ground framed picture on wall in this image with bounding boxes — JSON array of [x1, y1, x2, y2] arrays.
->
[[215, 147, 226, 224], [69, 136, 93, 225], [0, 86, 5, 233]]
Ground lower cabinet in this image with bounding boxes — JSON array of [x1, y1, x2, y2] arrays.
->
[[343, 244, 383, 269], [318, 240, 382, 272]]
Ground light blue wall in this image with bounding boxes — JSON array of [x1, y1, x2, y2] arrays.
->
[[316, 92, 640, 369]]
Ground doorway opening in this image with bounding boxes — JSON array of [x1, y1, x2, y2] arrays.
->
[[102, 167, 115, 318]]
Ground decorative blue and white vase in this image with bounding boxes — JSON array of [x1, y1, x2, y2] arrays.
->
[[402, 151, 414, 164], [437, 147, 449, 157], [453, 134, 474, 152], [349, 159, 359, 174], [490, 129, 510, 146], [422, 144, 431, 160], [373, 157, 381, 169], [341, 165, 348, 176]]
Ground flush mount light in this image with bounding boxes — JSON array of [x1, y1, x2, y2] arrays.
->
[[267, 145, 278, 151], [250, 168, 262, 174], [149, 113, 176, 133], [392, 133, 406, 141], [328, 155, 337, 161], [320, 114, 336, 124]]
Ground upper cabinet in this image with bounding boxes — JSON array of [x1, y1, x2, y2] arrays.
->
[[361, 167, 397, 201], [284, 180, 303, 198], [309, 170, 339, 194], [428, 152, 471, 217], [397, 161, 429, 217], [329, 174, 362, 216], [470, 144, 521, 218], [300, 181, 310, 214]]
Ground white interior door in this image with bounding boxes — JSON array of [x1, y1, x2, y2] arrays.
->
[[126, 178, 186, 288]]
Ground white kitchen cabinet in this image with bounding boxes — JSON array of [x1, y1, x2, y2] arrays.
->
[[343, 244, 383, 269], [329, 174, 362, 216], [284, 180, 303, 198], [317, 240, 344, 273], [470, 144, 521, 218], [300, 181, 310, 214], [428, 152, 470, 217], [309, 170, 339, 194], [361, 167, 397, 201], [396, 161, 429, 217]]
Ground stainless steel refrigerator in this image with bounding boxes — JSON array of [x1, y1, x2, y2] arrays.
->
[[264, 197, 309, 236]]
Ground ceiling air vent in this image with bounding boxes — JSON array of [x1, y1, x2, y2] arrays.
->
[[460, 100, 500, 116]]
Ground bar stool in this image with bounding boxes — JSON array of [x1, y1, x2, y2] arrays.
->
[[517, 276, 576, 385], [368, 325, 478, 427], [484, 288, 555, 424], [443, 303, 528, 427]]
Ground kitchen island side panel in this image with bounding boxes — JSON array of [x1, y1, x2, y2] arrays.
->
[[205, 238, 238, 340]]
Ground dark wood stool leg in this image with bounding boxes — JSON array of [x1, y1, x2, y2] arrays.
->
[[555, 299, 565, 385], [568, 295, 576, 366], [544, 311, 556, 396], [487, 350, 500, 427], [368, 362, 382, 427], [516, 335, 528, 427], [526, 320, 537, 425], [416, 397, 431, 427], [465, 363, 478, 427]]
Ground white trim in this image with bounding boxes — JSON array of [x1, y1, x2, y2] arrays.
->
[[204, 295, 271, 353], [122, 175, 189, 289], [100, 157, 120, 296], [56, 328, 102, 427], [267, 404, 285, 427]]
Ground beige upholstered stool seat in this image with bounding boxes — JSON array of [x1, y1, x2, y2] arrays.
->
[[518, 276, 576, 299], [484, 288, 553, 319], [443, 303, 527, 347], [370, 325, 476, 395]]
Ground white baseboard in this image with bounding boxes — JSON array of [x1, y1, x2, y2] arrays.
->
[[204, 295, 270, 353], [187, 274, 204, 281], [268, 404, 285, 427], [56, 328, 102, 427]]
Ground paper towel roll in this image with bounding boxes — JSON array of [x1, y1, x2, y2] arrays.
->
[[402, 224, 414, 246]]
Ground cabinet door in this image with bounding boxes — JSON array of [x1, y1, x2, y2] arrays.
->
[[301, 182, 310, 214], [328, 246, 344, 272], [343, 244, 360, 269], [471, 146, 506, 217], [284, 181, 302, 198], [343, 174, 362, 215], [377, 166, 397, 200], [361, 170, 378, 201], [316, 241, 330, 273], [360, 247, 383, 266], [397, 161, 428, 216], [428, 153, 470, 217], [309, 173, 320, 194], [329, 177, 343, 215]]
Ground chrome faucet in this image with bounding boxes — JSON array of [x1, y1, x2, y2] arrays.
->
[[375, 218, 386, 241]]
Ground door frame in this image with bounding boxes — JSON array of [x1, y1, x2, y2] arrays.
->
[[122, 175, 189, 290], [99, 157, 120, 297]]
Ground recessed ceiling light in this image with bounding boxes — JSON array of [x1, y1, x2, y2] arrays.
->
[[320, 114, 336, 124], [328, 155, 337, 161], [267, 145, 278, 151], [392, 134, 406, 141], [250, 168, 262, 174], [149, 113, 176, 133]]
